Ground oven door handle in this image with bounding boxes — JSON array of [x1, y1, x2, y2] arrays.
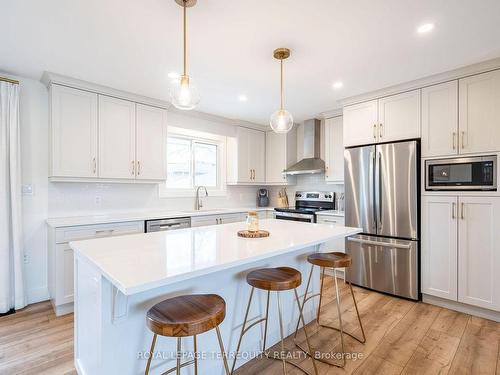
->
[[274, 211, 314, 220]]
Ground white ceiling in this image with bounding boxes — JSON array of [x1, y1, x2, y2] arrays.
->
[[1, 0, 500, 125]]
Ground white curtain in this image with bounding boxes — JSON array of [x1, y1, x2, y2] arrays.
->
[[0, 81, 26, 313]]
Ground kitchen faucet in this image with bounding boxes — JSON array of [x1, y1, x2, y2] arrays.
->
[[195, 186, 208, 210]]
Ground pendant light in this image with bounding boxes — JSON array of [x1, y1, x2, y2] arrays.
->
[[170, 0, 200, 110], [270, 48, 293, 133]]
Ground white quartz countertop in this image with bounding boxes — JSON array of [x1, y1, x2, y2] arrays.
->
[[46, 207, 275, 228], [315, 210, 345, 217], [71, 219, 361, 295]]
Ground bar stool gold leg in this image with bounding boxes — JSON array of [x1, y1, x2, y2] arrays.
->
[[262, 290, 271, 352], [333, 272, 347, 368], [176, 338, 182, 375], [317, 267, 326, 324], [216, 326, 231, 375], [276, 291, 288, 375], [193, 335, 198, 375], [231, 287, 255, 374], [145, 333, 157, 375], [293, 265, 366, 368], [293, 288, 319, 375], [349, 282, 366, 343]]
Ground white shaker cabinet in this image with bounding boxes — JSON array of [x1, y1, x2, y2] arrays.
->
[[422, 194, 500, 312], [324, 116, 344, 182], [343, 90, 420, 147], [227, 127, 266, 184], [50, 84, 98, 177], [98, 96, 136, 179], [421, 81, 459, 157], [421, 196, 458, 300], [377, 90, 421, 143], [459, 69, 500, 154], [265, 128, 297, 184], [343, 100, 378, 147], [458, 196, 500, 311], [250, 129, 266, 183], [136, 104, 167, 180]]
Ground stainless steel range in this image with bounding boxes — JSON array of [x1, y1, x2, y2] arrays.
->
[[274, 191, 335, 223]]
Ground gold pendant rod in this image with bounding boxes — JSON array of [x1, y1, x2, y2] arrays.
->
[[280, 59, 284, 110], [183, 2, 187, 76], [0, 76, 19, 85]]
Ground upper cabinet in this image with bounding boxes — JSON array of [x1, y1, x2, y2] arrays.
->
[[98, 96, 136, 179], [421, 69, 500, 157], [135, 104, 167, 181], [265, 128, 297, 185], [459, 69, 500, 154], [50, 85, 98, 178], [49, 84, 167, 182], [343, 90, 421, 147], [227, 127, 266, 184], [343, 100, 378, 147], [324, 116, 344, 183], [421, 81, 458, 157], [378, 90, 421, 143]]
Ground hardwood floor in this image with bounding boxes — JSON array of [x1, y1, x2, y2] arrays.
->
[[1, 277, 499, 375]]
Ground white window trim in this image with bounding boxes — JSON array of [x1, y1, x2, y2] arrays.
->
[[159, 126, 227, 198]]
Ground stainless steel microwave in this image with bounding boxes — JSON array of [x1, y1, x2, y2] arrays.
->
[[425, 155, 497, 191]]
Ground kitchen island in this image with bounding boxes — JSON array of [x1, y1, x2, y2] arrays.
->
[[71, 219, 361, 375]]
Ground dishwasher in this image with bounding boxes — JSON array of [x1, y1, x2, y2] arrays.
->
[[145, 217, 191, 232]]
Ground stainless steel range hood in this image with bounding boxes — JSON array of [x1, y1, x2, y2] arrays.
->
[[284, 118, 325, 175]]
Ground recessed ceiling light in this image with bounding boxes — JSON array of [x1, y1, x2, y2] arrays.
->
[[417, 23, 434, 34], [332, 81, 343, 89], [167, 71, 180, 80], [238, 95, 248, 102]]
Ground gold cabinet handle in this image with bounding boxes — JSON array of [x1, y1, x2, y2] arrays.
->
[[452, 132, 456, 150], [379, 123, 383, 138], [131, 161, 135, 176], [461, 202, 465, 220], [137, 161, 141, 176], [452, 202, 456, 219], [461, 131, 465, 149], [373, 124, 377, 140], [92, 157, 97, 175]]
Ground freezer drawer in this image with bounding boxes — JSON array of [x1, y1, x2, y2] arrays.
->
[[345, 234, 419, 300]]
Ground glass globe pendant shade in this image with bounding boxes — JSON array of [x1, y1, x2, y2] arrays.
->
[[170, 75, 200, 110], [270, 109, 294, 133]]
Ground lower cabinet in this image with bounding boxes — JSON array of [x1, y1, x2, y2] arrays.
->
[[422, 195, 500, 312], [48, 221, 144, 316], [316, 214, 346, 278], [191, 212, 248, 227]]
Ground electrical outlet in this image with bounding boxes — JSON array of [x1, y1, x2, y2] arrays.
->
[[95, 196, 102, 205], [23, 254, 29, 264]]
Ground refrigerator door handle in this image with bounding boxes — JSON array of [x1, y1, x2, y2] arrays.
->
[[370, 149, 376, 231], [374, 150, 382, 232], [347, 236, 412, 250]]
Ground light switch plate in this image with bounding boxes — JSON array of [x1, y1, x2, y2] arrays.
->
[[22, 184, 34, 196]]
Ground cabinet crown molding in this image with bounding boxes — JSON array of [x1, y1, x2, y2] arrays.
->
[[42, 71, 171, 110]]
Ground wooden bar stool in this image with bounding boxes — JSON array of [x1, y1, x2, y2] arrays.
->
[[144, 294, 230, 375], [294, 252, 366, 368], [231, 267, 319, 375]]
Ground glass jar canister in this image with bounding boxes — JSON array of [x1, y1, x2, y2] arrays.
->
[[247, 211, 259, 232]]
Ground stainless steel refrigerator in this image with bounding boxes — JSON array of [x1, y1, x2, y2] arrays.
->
[[344, 140, 419, 300]]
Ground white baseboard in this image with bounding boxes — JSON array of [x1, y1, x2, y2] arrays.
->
[[423, 294, 500, 322], [27, 286, 50, 305]]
